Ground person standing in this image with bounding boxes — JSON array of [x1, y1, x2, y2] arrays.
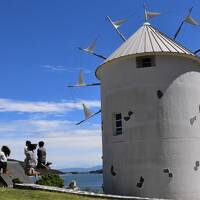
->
[[24, 140, 31, 156], [0, 146, 11, 174], [25, 143, 38, 176], [24, 140, 31, 168], [37, 141, 46, 169]]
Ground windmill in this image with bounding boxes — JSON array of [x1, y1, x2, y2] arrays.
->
[[65, 4, 200, 199], [68, 4, 200, 126]]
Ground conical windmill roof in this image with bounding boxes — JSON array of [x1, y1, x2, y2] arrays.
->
[[107, 22, 196, 61], [96, 22, 199, 77]]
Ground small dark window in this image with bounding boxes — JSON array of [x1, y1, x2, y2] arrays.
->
[[115, 113, 122, 120], [136, 56, 155, 68], [113, 113, 123, 136], [116, 120, 122, 127]]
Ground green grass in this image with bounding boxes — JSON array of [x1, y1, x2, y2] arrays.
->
[[0, 188, 108, 200]]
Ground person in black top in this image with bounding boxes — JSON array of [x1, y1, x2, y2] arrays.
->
[[37, 141, 46, 169]]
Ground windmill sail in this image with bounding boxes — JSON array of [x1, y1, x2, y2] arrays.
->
[[82, 103, 92, 119], [78, 38, 106, 60], [76, 104, 101, 125], [185, 14, 199, 26], [145, 11, 160, 20], [174, 7, 199, 40], [67, 70, 100, 87], [112, 18, 127, 29], [77, 70, 85, 85], [144, 4, 160, 21], [82, 39, 96, 53], [76, 108, 101, 125], [107, 16, 126, 42]]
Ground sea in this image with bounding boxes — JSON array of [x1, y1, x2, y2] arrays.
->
[[60, 173, 103, 193]]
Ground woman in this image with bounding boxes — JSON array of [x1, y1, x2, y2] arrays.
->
[[0, 146, 11, 174], [25, 143, 39, 176]]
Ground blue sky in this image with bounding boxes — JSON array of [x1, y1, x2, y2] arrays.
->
[[0, 0, 199, 169]]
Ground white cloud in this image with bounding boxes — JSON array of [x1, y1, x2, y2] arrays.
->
[[0, 119, 102, 168], [0, 98, 100, 114], [0, 97, 101, 168]]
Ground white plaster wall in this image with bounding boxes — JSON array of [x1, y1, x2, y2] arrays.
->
[[159, 72, 200, 199], [99, 55, 200, 199]]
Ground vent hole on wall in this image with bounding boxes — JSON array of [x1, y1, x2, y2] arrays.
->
[[124, 111, 134, 121], [163, 168, 173, 178], [168, 172, 173, 178], [124, 116, 130, 121], [110, 165, 117, 176], [190, 116, 197, 125], [157, 90, 163, 99], [194, 161, 200, 171], [194, 166, 198, 171], [140, 176, 144, 183], [136, 182, 143, 188], [128, 111, 133, 116], [163, 168, 169, 173], [136, 176, 144, 188]]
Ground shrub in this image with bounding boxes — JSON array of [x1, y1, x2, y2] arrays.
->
[[84, 187, 91, 192], [36, 173, 64, 188], [12, 178, 23, 184]]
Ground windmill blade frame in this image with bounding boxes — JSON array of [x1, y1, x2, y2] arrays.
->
[[76, 109, 102, 125], [78, 47, 107, 60], [67, 70, 101, 87], [107, 16, 126, 42], [174, 7, 199, 40], [67, 83, 100, 88], [173, 20, 185, 40], [194, 49, 200, 54], [83, 39, 97, 53]]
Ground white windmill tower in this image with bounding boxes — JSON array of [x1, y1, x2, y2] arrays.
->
[[69, 5, 200, 200], [95, 7, 200, 200]]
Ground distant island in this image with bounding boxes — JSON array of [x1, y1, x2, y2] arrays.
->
[[8, 159, 102, 175], [8, 159, 65, 175], [60, 165, 102, 174]]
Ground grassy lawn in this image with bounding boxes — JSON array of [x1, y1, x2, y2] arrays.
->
[[0, 188, 108, 200]]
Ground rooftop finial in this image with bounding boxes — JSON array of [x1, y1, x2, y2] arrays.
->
[[144, 3, 148, 22]]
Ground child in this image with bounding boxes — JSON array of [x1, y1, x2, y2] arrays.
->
[[0, 146, 11, 174]]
